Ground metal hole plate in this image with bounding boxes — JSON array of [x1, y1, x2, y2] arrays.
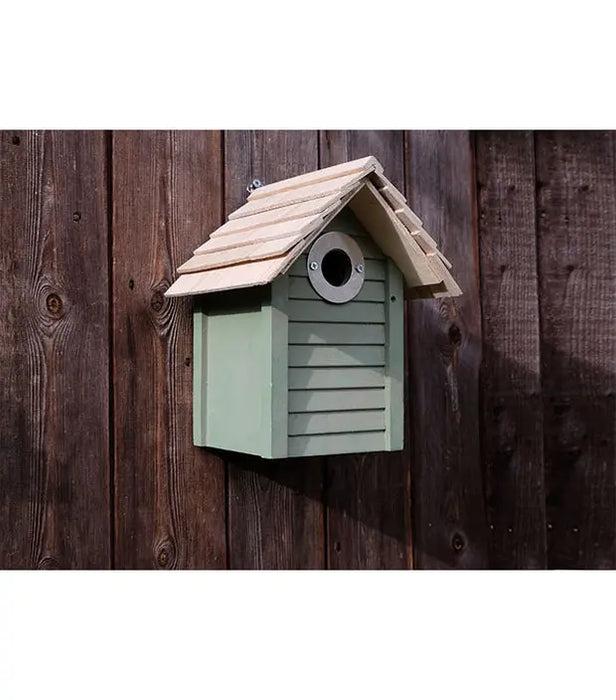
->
[[307, 231, 365, 304]]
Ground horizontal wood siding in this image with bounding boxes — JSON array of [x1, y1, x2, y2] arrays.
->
[[289, 388, 386, 413], [286, 211, 387, 457], [289, 432, 387, 457]]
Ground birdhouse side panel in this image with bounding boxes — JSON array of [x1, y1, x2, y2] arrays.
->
[[285, 214, 390, 457], [193, 288, 278, 457]]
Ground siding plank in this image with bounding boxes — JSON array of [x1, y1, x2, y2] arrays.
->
[[406, 130, 487, 568], [289, 410, 386, 436], [536, 131, 616, 569], [289, 432, 386, 458], [289, 388, 386, 413], [225, 130, 324, 569], [289, 322, 385, 345], [289, 277, 385, 303], [0, 131, 110, 568], [289, 367, 385, 390], [288, 345, 385, 368], [476, 131, 546, 569], [287, 299, 385, 324], [320, 130, 412, 570], [113, 131, 227, 569]]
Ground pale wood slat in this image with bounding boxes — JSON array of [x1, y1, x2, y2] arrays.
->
[[165, 249, 298, 297], [228, 172, 366, 221], [349, 182, 441, 287], [179, 232, 305, 274], [193, 215, 316, 254], [247, 155, 382, 201], [210, 191, 345, 237]]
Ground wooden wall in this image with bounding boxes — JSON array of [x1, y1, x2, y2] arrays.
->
[[0, 130, 614, 569]]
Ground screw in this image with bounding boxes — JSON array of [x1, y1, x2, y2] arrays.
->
[[246, 178, 264, 193], [356, 264, 364, 273], [309, 261, 319, 271]]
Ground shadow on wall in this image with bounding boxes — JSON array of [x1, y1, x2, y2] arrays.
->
[[217, 337, 615, 570]]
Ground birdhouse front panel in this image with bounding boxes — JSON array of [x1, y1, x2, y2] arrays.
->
[[166, 156, 462, 459], [283, 209, 403, 457]]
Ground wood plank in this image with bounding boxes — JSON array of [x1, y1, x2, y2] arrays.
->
[[476, 131, 546, 569], [287, 299, 385, 324], [288, 322, 385, 345], [212, 190, 343, 236], [289, 410, 386, 436], [349, 181, 442, 287], [0, 131, 111, 569], [536, 131, 616, 569], [113, 131, 226, 569], [288, 432, 386, 458], [225, 130, 324, 569], [319, 130, 412, 570], [289, 367, 385, 390], [289, 388, 386, 413], [247, 155, 382, 201], [289, 277, 385, 303], [289, 345, 385, 368], [194, 215, 315, 254], [229, 171, 366, 220], [178, 232, 304, 273], [384, 260, 404, 451], [166, 249, 299, 297], [406, 130, 488, 569]]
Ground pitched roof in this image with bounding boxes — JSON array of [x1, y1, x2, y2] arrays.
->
[[165, 156, 461, 299]]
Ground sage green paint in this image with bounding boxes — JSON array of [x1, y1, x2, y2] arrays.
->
[[192, 207, 406, 458], [192, 285, 289, 458], [384, 258, 405, 451]]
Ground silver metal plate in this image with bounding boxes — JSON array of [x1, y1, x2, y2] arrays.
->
[[307, 231, 365, 304]]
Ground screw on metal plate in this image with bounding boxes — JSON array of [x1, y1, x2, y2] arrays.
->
[[356, 264, 364, 273], [246, 178, 264, 194], [309, 261, 319, 271]]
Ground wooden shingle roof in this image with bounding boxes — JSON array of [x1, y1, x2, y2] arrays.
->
[[165, 156, 461, 298]]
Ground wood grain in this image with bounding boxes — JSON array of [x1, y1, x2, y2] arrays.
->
[[476, 131, 546, 568], [406, 131, 487, 569], [112, 131, 226, 569], [0, 130, 110, 568], [536, 131, 616, 569], [224, 130, 325, 569], [320, 130, 412, 570]]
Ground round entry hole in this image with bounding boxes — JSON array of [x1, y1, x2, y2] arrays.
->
[[321, 248, 352, 287]]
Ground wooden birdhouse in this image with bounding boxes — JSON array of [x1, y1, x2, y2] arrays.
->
[[165, 156, 461, 459]]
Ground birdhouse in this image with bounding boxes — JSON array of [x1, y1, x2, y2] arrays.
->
[[165, 156, 461, 459]]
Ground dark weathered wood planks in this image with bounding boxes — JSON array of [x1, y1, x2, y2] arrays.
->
[[476, 131, 546, 568], [3, 129, 616, 571], [112, 131, 227, 569], [405, 131, 488, 568], [0, 131, 110, 568], [536, 131, 616, 569], [224, 130, 325, 569], [319, 130, 412, 569]]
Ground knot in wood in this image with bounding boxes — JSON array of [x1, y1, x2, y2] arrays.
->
[[451, 532, 465, 553], [150, 290, 165, 313], [38, 555, 60, 569], [46, 293, 63, 317], [72, 211, 81, 222], [155, 538, 177, 569], [448, 324, 462, 347]]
